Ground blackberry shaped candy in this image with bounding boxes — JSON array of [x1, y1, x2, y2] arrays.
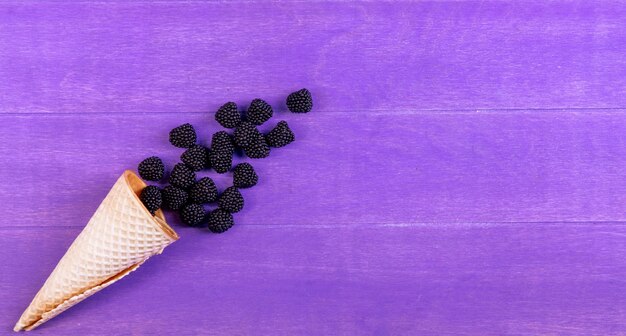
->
[[169, 163, 196, 189], [246, 98, 273, 126], [169, 123, 197, 148], [234, 121, 270, 159], [286, 88, 313, 113], [265, 121, 295, 148], [207, 209, 234, 233], [181, 145, 210, 171], [140, 185, 162, 215], [189, 177, 218, 204], [211, 130, 234, 151], [233, 121, 260, 148], [218, 187, 244, 213], [233, 163, 258, 188], [162, 185, 188, 210], [210, 151, 234, 174], [138, 156, 165, 181], [243, 136, 270, 159], [215, 102, 242, 129], [209, 131, 234, 174], [180, 203, 206, 227]]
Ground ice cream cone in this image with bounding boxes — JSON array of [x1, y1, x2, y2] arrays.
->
[[14, 170, 179, 331]]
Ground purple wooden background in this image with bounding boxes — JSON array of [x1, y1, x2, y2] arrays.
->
[[2, 1, 626, 335]]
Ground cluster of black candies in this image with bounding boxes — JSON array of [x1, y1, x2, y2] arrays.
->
[[137, 88, 313, 233]]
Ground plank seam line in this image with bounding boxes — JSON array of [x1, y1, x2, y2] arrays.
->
[[0, 0, 415, 4], [3, 221, 626, 230], [3, 107, 626, 116]]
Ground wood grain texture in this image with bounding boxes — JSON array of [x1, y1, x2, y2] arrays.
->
[[2, 111, 626, 229], [3, 225, 626, 335], [2, 0, 626, 335], [1, 1, 626, 113]]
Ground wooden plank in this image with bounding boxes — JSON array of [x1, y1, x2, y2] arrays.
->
[[1, 1, 626, 113], [3, 224, 626, 335], [1, 111, 626, 228]]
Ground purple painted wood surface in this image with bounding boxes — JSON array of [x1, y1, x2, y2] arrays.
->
[[3, 224, 626, 335], [2, 1, 626, 113], [1, 1, 626, 335]]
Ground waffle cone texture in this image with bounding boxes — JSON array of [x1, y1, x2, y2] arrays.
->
[[14, 171, 179, 331]]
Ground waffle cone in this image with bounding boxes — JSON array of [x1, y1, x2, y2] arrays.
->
[[14, 170, 179, 332]]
